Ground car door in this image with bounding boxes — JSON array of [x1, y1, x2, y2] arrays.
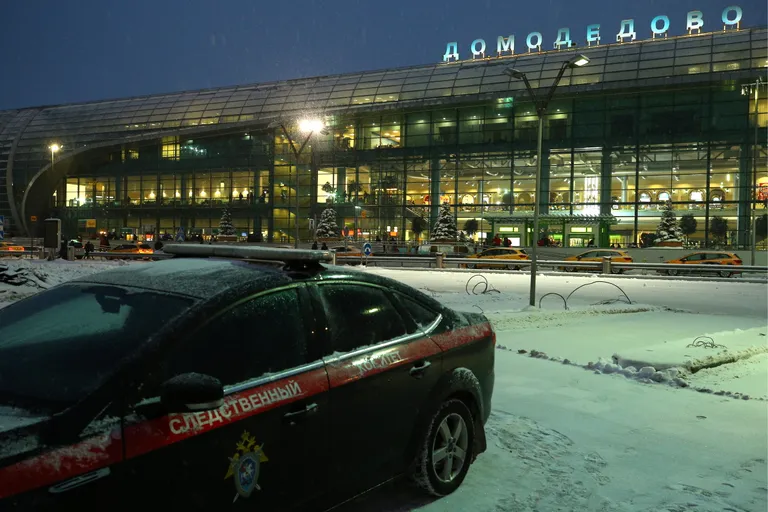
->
[[119, 285, 329, 510], [310, 281, 444, 497]]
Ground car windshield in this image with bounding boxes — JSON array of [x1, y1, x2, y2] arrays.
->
[[0, 283, 193, 412]]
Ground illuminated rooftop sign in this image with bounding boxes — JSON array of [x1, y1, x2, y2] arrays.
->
[[442, 5, 744, 62]]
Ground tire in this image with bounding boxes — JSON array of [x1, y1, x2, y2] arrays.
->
[[411, 399, 475, 497], [564, 266, 576, 272], [610, 267, 623, 275], [667, 269, 679, 276], [718, 269, 732, 278]]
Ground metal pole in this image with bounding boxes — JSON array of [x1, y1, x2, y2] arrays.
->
[[529, 113, 544, 307], [751, 82, 759, 262], [751, 214, 757, 266]]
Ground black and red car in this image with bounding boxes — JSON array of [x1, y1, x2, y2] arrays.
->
[[0, 245, 495, 511]]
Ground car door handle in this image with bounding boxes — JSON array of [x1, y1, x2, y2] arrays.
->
[[49, 467, 111, 494], [283, 403, 318, 423], [409, 360, 432, 378]]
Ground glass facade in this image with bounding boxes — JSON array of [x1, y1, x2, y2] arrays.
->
[[0, 27, 765, 247]]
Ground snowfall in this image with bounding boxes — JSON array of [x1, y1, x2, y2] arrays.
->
[[1, 259, 767, 512]]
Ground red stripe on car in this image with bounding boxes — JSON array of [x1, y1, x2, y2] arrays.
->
[[325, 336, 440, 387], [429, 322, 494, 351], [0, 428, 122, 499], [124, 366, 329, 459]]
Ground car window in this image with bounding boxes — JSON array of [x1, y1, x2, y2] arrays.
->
[[317, 284, 406, 353], [397, 294, 440, 332], [0, 284, 193, 409], [162, 288, 308, 387]]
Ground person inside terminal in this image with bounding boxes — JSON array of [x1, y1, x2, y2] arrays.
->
[[0, 4, 764, 248]]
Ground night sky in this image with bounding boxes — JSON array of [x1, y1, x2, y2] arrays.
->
[[0, 0, 764, 110]]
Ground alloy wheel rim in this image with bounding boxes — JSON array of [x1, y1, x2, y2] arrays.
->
[[431, 412, 469, 483]]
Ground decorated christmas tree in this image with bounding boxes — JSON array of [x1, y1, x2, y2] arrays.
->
[[655, 200, 683, 242], [431, 203, 457, 241], [315, 208, 339, 239], [219, 208, 235, 235]]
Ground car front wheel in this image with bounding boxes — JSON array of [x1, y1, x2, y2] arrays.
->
[[412, 399, 475, 497], [719, 269, 732, 278]]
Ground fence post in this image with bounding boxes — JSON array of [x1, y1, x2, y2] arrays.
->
[[331, 251, 337, 265], [435, 252, 445, 269], [602, 256, 612, 274]]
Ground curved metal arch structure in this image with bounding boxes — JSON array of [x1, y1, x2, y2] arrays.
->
[[0, 26, 765, 235]]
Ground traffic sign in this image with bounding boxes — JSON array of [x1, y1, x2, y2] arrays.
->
[[362, 242, 373, 257], [0, 215, 4, 240]]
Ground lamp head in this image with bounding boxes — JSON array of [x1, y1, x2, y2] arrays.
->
[[568, 54, 590, 68], [503, 68, 525, 79]]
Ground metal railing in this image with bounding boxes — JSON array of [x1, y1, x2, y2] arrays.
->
[[0, 250, 173, 260], [334, 254, 768, 276], [3, 249, 765, 279]]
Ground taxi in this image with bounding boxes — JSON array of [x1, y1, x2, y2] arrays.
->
[[0, 245, 495, 511], [663, 251, 742, 278], [330, 245, 363, 257], [462, 247, 529, 270], [561, 249, 633, 274], [0, 242, 25, 254], [106, 243, 154, 259]]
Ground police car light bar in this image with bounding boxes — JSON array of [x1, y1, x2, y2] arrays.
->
[[162, 244, 334, 262]]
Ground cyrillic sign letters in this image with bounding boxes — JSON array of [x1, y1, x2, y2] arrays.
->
[[442, 6, 746, 62]]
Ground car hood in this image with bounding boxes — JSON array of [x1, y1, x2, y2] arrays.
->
[[0, 407, 48, 464]]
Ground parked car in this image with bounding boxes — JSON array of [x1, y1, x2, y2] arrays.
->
[[462, 247, 529, 270], [0, 245, 495, 511], [663, 251, 742, 277], [0, 241, 25, 255], [417, 243, 471, 257], [106, 243, 154, 259], [330, 245, 364, 259], [560, 249, 633, 274]]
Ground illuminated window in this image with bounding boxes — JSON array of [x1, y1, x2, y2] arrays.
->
[[162, 136, 180, 160]]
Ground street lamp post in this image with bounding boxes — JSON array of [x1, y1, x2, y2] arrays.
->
[[44, 144, 61, 255], [274, 119, 325, 248], [504, 54, 590, 307]]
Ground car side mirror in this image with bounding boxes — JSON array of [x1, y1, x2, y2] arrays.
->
[[160, 373, 224, 413]]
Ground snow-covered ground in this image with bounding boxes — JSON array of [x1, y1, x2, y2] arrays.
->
[[341, 268, 768, 511], [1, 261, 766, 511]]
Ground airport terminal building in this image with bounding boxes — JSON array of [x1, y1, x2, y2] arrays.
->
[[0, 21, 765, 247]]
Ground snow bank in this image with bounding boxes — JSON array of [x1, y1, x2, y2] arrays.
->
[[612, 327, 768, 373]]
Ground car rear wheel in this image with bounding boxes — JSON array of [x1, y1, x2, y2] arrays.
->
[[412, 399, 475, 497], [719, 269, 732, 278], [564, 266, 576, 272], [611, 267, 623, 274], [667, 269, 679, 276]]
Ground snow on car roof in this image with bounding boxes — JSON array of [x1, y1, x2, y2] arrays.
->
[[69, 258, 290, 299]]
